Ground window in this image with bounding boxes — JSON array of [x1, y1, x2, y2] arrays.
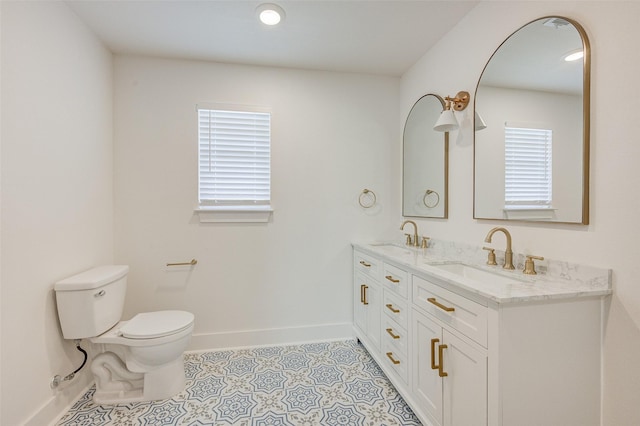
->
[[504, 125, 552, 209], [196, 106, 272, 223]]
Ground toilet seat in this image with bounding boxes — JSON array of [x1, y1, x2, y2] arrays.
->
[[120, 310, 194, 339], [92, 310, 194, 347]]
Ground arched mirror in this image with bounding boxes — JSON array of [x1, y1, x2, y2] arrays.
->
[[474, 16, 590, 224], [403, 94, 448, 218]]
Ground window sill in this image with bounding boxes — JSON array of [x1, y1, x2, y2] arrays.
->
[[503, 207, 556, 220], [195, 206, 273, 223]]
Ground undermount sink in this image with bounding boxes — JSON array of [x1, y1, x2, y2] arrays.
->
[[431, 262, 523, 285], [368, 243, 414, 257]]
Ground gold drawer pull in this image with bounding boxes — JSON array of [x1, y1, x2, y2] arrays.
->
[[359, 260, 371, 267], [438, 344, 448, 377], [386, 328, 400, 339], [385, 275, 400, 283], [385, 303, 400, 314], [386, 352, 401, 365], [430, 338, 439, 370], [361, 285, 369, 305], [427, 297, 455, 312]]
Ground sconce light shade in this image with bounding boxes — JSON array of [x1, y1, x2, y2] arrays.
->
[[434, 109, 459, 132], [474, 110, 487, 131]]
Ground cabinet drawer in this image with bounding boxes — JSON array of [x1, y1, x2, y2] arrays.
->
[[383, 290, 408, 330], [354, 251, 380, 279], [382, 263, 408, 298], [413, 275, 488, 347], [382, 315, 408, 355], [382, 342, 409, 385]]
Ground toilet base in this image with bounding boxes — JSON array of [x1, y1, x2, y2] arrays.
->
[[91, 351, 186, 404]]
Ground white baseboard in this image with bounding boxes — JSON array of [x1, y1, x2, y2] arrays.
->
[[24, 375, 93, 426], [188, 322, 355, 352]]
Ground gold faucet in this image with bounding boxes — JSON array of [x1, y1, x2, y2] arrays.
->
[[400, 220, 419, 247], [484, 227, 515, 270]]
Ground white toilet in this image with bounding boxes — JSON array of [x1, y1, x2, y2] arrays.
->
[[54, 265, 194, 404]]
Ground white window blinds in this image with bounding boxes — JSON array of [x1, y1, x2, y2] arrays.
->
[[504, 126, 552, 207], [198, 108, 271, 206]]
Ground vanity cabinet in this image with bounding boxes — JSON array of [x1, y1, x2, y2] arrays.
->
[[352, 244, 607, 426], [353, 250, 381, 351]]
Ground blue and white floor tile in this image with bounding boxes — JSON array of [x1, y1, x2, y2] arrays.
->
[[57, 340, 422, 425]]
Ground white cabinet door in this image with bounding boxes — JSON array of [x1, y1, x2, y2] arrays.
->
[[413, 310, 444, 425], [354, 270, 381, 350], [365, 282, 381, 349], [354, 272, 368, 332], [442, 330, 487, 426], [413, 309, 487, 426]]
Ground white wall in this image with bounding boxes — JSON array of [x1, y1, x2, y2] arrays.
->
[[0, 2, 113, 425], [400, 2, 640, 424], [113, 56, 398, 349]]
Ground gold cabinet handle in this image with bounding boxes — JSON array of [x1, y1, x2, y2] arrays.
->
[[359, 260, 371, 267], [386, 328, 400, 339], [361, 285, 369, 305], [385, 275, 400, 283], [386, 352, 401, 365], [385, 303, 400, 313], [438, 344, 448, 377], [427, 297, 455, 312], [430, 338, 440, 370]]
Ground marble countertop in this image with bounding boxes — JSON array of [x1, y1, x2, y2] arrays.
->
[[353, 241, 612, 304]]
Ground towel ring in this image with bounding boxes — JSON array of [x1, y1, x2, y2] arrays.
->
[[167, 259, 198, 267], [359, 189, 377, 208], [423, 190, 440, 208]]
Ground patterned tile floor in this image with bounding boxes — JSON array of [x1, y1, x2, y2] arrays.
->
[[57, 339, 422, 425]]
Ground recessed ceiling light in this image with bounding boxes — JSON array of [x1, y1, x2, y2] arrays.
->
[[564, 49, 584, 62], [257, 3, 285, 26]]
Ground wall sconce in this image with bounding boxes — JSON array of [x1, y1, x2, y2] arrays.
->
[[433, 91, 470, 132]]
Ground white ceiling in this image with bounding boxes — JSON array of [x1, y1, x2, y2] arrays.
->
[[66, 0, 479, 77]]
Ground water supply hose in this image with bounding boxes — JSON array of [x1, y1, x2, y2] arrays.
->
[[62, 340, 88, 381], [50, 340, 89, 388]]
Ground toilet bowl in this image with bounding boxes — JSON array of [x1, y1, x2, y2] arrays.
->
[[90, 310, 194, 404], [54, 266, 195, 404]]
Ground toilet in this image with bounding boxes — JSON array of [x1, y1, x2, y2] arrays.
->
[[54, 265, 194, 404]]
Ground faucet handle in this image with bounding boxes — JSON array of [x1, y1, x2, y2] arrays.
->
[[404, 233, 413, 246], [523, 255, 544, 275], [421, 236, 430, 249], [482, 246, 497, 266]]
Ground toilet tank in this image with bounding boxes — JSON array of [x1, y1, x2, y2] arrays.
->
[[54, 265, 129, 339]]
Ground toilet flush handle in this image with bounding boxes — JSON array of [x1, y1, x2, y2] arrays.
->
[[94, 289, 106, 298]]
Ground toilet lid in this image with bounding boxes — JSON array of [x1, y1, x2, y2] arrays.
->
[[120, 310, 194, 339]]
